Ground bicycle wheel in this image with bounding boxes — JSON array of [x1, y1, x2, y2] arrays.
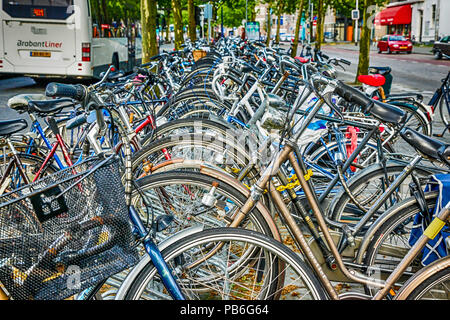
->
[[400, 263, 450, 300], [140, 118, 231, 147], [362, 192, 439, 296], [328, 162, 431, 224], [388, 100, 431, 136], [131, 132, 258, 181], [122, 227, 327, 300], [0, 152, 59, 191], [438, 92, 450, 133], [131, 170, 276, 237]]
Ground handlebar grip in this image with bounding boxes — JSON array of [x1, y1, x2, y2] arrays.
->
[[46, 83, 86, 101], [340, 59, 351, 66], [334, 80, 374, 112]]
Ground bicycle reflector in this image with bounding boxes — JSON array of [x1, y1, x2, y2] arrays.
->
[[29, 186, 68, 223]]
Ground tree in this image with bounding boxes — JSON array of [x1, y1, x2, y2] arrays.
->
[[187, 0, 196, 42], [355, 0, 375, 82], [327, 0, 388, 82], [314, 0, 324, 50], [141, 0, 158, 63], [271, 0, 296, 43], [171, 0, 184, 49], [291, 0, 305, 57]]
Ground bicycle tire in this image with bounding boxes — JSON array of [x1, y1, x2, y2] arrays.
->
[[400, 262, 450, 300], [122, 227, 327, 300], [362, 192, 439, 296], [131, 132, 257, 180], [0, 152, 59, 191], [438, 92, 450, 131], [140, 117, 231, 147], [131, 170, 276, 237], [328, 162, 432, 223]]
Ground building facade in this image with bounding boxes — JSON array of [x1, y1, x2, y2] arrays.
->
[[251, 0, 450, 44], [375, 0, 450, 42]]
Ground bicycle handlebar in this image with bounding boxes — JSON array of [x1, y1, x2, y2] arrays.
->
[[333, 80, 374, 112]]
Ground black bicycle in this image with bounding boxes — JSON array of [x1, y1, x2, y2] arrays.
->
[[430, 70, 450, 137]]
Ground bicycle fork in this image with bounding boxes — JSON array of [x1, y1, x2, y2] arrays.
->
[[128, 205, 185, 300]]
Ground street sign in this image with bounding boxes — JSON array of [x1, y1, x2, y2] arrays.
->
[[351, 9, 359, 20], [245, 21, 260, 40], [204, 3, 213, 19]]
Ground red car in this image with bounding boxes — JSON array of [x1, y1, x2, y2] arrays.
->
[[377, 35, 413, 54]]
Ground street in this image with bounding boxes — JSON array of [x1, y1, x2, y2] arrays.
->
[[320, 43, 450, 95]]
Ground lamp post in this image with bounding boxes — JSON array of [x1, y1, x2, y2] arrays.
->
[[354, 0, 359, 45]]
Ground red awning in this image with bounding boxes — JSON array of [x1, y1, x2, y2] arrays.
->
[[375, 4, 412, 26]]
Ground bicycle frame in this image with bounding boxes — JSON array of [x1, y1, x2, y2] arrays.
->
[[225, 85, 450, 299]]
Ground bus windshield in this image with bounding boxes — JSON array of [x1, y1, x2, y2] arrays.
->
[[2, 0, 73, 19]]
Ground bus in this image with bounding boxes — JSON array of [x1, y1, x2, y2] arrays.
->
[[0, 0, 142, 79]]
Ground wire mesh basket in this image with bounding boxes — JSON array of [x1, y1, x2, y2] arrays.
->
[[0, 155, 139, 300]]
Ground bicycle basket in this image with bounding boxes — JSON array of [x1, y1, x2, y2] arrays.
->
[[0, 155, 139, 300]]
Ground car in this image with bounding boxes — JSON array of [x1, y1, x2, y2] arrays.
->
[[377, 35, 413, 54], [432, 36, 450, 59]]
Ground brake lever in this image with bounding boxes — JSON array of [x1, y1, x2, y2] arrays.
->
[[335, 62, 346, 71]]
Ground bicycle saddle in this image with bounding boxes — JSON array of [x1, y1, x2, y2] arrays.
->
[[8, 94, 47, 113], [400, 127, 450, 166], [358, 74, 386, 87], [0, 119, 28, 136], [28, 98, 75, 114], [294, 56, 310, 64], [8, 94, 74, 115], [367, 99, 406, 125], [369, 66, 392, 75]]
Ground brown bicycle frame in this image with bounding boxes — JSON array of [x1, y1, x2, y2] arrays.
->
[[226, 95, 450, 300]]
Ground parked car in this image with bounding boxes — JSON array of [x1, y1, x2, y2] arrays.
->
[[432, 35, 450, 59], [377, 35, 413, 54], [279, 33, 294, 42]]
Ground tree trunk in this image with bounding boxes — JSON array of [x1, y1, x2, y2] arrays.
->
[[266, 6, 271, 46], [315, 0, 324, 50], [141, 0, 158, 63], [275, 9, 282, 43], [188, 0, 196, 42], [171, 0, 184, 50], [165, 8, 171, 43], [90, 0, 100, 25], [355, 0, 373, 83], [291, 0, 305, 58], [100, 0, 109, 25]]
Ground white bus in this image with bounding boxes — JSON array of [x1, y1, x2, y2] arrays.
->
[[0, 0, 142, 79]]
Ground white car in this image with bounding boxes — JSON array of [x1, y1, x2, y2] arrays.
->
[[280, 34, 294, 42]]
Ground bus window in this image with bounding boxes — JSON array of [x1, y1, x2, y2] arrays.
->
[[34, 0, 51, 5], [2, 0, 74, 19]]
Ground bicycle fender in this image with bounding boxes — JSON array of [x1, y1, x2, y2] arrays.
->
[[355, 191, 439, 264], [394, 255, 450, 300]]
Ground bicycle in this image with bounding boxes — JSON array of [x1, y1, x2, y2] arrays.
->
[[158, 72, 450, 300]]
